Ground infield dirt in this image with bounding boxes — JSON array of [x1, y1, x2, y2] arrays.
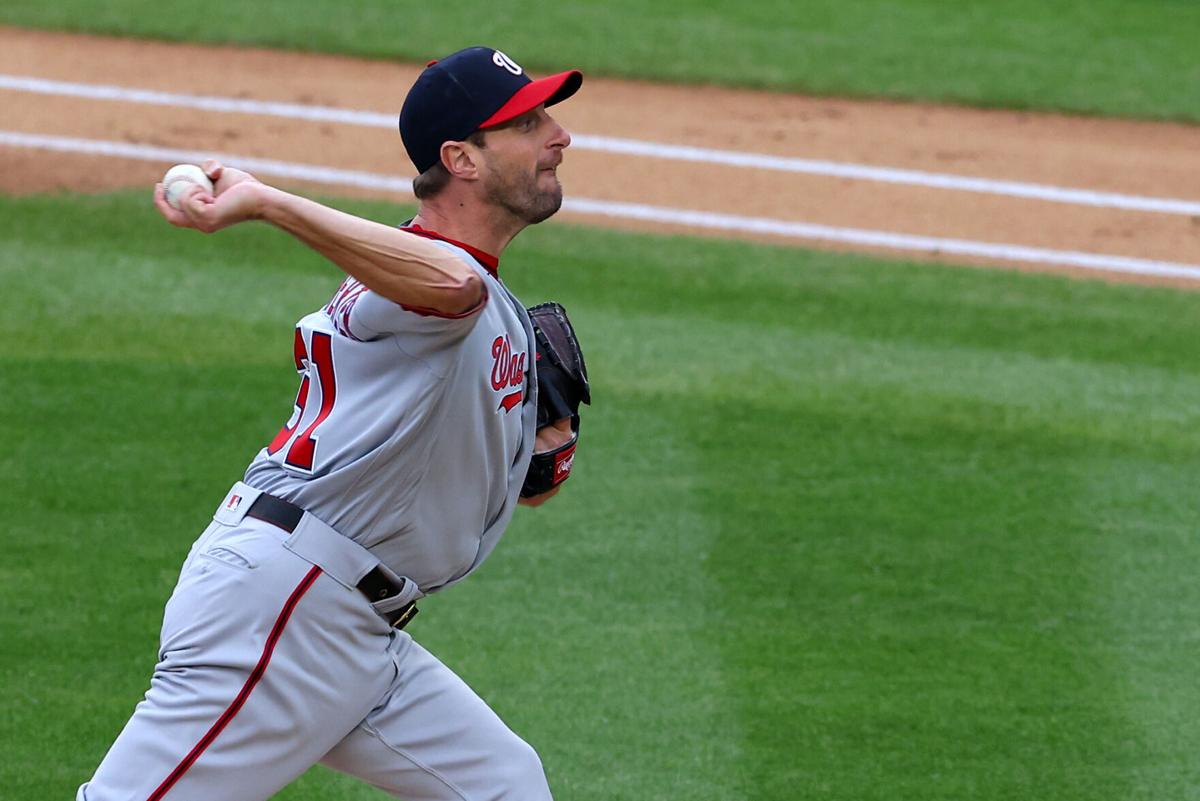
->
[[3, 27, 1200, 286]]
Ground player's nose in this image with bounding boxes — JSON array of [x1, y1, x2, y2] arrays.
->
[[547, 116, 571, 150]]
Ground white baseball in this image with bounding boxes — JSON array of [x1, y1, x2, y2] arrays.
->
[[162, 164, 214, 210]]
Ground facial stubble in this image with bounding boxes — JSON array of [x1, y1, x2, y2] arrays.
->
[[483, 154, 563, 225]]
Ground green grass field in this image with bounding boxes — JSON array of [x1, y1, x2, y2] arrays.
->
[[4, 3, 1200, 799], [2, 0, 1199, 121], [4, 191, 1200, 799]]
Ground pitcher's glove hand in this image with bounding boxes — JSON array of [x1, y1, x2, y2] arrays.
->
[[521, 302, 591, 498]]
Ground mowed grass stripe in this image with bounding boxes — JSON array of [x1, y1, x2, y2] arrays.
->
[[4, 191, 1200, 799], [475, 214, 1200, 800]]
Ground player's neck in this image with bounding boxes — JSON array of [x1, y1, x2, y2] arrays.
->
[[412, 201, 525, 261]]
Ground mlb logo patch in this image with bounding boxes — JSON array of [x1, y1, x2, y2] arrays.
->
[[214, 488, 254, 527]]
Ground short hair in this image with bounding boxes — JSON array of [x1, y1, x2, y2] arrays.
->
[[411, 130, 489, 200]]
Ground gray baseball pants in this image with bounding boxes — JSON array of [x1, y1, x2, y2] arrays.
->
[[77, 483, 552, 801]]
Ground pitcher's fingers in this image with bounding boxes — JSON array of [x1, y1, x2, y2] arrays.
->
[[180, 184, 211, 218], [201, 159, 223, 182], [153, 183, 192, 227], [184, 181, 215, 206]]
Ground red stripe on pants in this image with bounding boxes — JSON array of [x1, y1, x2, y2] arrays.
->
[[146, 564, 323, 801]]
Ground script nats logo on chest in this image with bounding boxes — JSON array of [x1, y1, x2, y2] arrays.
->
[[491, 334, 527, 412]]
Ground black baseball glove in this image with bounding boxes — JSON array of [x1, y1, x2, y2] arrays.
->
[[521, 302, 590, 498]]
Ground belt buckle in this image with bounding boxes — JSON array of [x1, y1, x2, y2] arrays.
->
[[392, 603, 418, 630]]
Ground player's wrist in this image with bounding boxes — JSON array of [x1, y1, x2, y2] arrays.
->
[[252, 184, 289, 222]]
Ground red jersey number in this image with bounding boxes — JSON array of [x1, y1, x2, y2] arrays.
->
[[266, 329, 336, 473]]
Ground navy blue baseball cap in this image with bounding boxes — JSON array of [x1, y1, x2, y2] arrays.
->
[[399, 47, 583, 173]]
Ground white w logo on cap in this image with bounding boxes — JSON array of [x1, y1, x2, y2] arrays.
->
[[492, 50, 523, 75]]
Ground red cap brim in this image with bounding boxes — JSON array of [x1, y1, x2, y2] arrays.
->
[[479, 70, 583, 129]]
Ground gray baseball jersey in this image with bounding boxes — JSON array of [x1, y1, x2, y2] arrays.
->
[[78, 228, 555, 801], [244, 229, 537, 594]]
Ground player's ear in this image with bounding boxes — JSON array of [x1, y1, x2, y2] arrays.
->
[[441, 141, 481, 182]]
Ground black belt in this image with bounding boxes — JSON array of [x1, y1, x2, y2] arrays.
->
[[245, 492, 418, 630]]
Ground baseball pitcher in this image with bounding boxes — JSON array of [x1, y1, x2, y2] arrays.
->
[[77, 46, 588, 801]]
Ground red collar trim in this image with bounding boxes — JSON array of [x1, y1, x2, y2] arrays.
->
[[401, 223, 500, 276]]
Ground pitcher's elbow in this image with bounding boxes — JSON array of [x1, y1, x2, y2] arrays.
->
[[438, 271, 486, 315]]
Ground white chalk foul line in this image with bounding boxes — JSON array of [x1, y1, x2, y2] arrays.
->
[[3, 73, 1199, 217], [564, 197, 1200, 280], [0, 131, 413, 193], [4, 130, 1199, 281], [569, 135, 1200, 217], [0, 74, 397, 127]]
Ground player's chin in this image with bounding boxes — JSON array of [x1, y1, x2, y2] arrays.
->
[[523, 186, 564, 224]]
